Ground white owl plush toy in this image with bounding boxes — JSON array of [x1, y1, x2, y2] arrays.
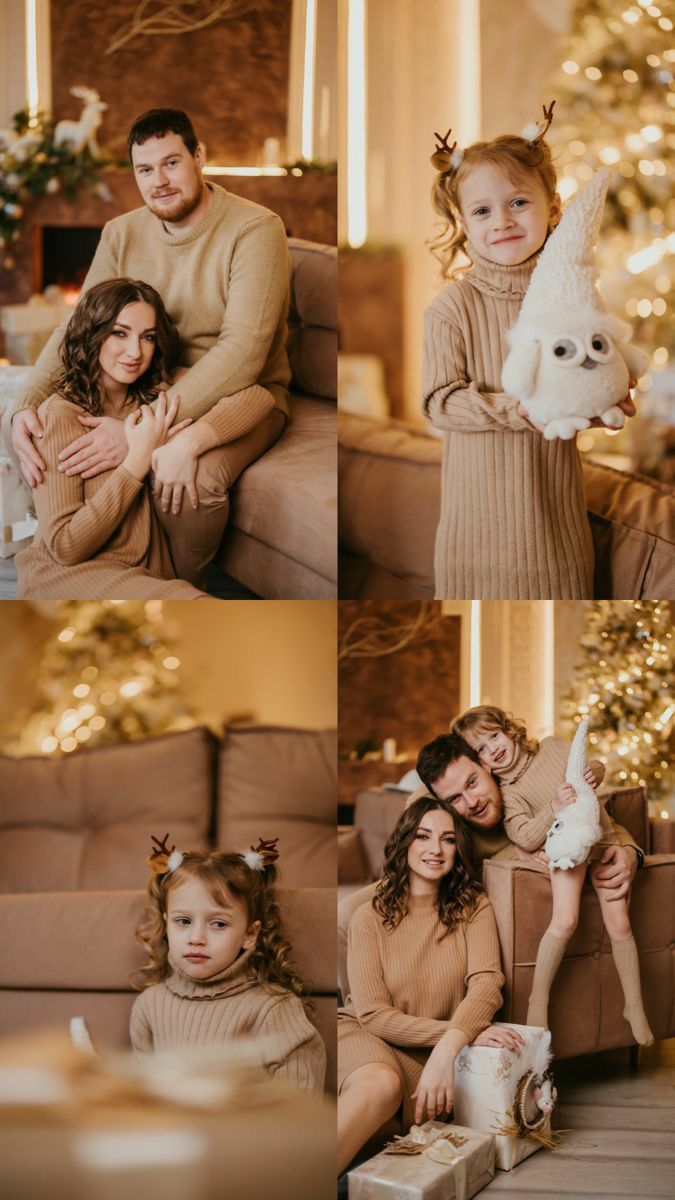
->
[[501, 169, 649, 440], [544, 719, 602, 870]]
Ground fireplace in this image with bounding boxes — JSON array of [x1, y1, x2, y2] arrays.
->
[[32, 225, 102, 296]]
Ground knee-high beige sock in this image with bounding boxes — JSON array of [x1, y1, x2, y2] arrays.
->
[[611, 936, 654, 1046], [526, 932, 568, 1029]]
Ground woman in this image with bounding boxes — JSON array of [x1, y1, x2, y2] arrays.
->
[[16, 278, 241, 599], [337, 796, 520, 1175]]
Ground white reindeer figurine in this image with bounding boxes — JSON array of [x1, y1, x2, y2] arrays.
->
[[544, 719, 602, 870], [54, 86, 107, 157]]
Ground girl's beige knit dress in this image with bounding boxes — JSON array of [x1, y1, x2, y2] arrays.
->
[[130, 948, 326, 1094], [16, 386, 208, 599], [337, 892, 504, 1129], [422, 244, 595, 599]]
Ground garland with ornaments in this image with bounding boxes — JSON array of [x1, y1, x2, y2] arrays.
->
[[0, 95, 113, 271]]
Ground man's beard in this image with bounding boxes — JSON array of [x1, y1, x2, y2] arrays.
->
[[148, 181, 204, 224]]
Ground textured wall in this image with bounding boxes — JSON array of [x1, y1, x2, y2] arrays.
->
[[51, 0, 292, 163], [338, 601, 461, 758]]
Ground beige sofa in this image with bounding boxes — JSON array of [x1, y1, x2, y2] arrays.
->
[[338, 782, 675, 1059], [0, 724, 337, 1089], [339, 411, 675, 598], [218, 239, 337, 599]]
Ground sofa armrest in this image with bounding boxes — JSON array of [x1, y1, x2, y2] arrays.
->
[[601, 784, 649, 850], [337, 826, 370, 884]]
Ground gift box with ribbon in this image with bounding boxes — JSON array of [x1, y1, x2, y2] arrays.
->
[[348, 1121, 496, 1200], [453, 1023, 560, 1171]]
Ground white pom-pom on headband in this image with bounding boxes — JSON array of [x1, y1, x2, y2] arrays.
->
[[520, 99, 556, 144], [241, 836, 280, 873]]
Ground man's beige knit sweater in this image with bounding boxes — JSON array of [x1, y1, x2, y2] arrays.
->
[[130, 951, 326, 1095], [422, 244, 595, 599], [10, 184, 290, 434]]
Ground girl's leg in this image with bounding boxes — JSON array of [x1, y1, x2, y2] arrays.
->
[[527, 863, 586, 1029], [595, 886, 654, 1046], [337, 1063, 403, 1176]]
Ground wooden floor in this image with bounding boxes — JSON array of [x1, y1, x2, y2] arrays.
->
[[482, 1039, 675, 1199], [0, 557, 258, 600]]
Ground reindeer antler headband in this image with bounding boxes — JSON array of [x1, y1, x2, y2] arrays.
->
[[242, 836, 280, 873], [148, 833, 183, 876], [430, 100, 556, 173]]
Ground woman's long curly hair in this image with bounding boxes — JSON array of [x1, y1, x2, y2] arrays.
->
[[52, 278, 180, 415], [430, 134, 558, 279], [452, 705, 539, 755], [132, 851, 308, 1004], [373, 797, 483, 932]]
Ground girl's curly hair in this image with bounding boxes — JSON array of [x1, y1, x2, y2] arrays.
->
[[452, 705, 539, 755], [132, 851, 308, 1005], [373, 796, 483, 932], [430, 134, 558, 279], [52, 277, 180, 415]]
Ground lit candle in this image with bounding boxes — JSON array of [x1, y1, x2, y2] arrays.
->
[[383, 737, 397, 763]]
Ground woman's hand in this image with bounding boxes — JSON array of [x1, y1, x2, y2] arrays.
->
[[553, 783, 576, 811], [412, 1032, 464, 1124], [472, 1025, 525, 1052], [123, 392, 180, 481], [151, 429, 200, 514]]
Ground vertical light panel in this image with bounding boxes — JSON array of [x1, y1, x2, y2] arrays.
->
[[25, 0, 39, 124], [302, 0, 317, 159], [470, 600, 482, 706], [542, 601, 555, 735], [347, 0, 367, 247], [458, 0, 481, 144]]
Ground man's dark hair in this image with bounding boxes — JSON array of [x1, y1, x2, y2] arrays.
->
[[128, 108, 199, 158], [416, 732, 479, 795]]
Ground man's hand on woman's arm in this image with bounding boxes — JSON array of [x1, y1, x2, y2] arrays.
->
[[11, 410, 46, 487], [58, 414, 129, 478]]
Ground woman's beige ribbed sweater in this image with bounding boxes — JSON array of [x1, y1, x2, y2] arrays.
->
[[423, 244, 595, 599], [338, 892, 503, 1128], [495, 736, 618, 857], [130, 951, 326, 1095], [15, 386, 212, 599]]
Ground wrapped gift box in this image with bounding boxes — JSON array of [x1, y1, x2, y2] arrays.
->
[[453, 1023, 556, 1171], [348, 1121, 495, 1199]]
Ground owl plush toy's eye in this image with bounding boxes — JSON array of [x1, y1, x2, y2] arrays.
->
[[551, 338, 583, 364], [587, 332, 613, 361]]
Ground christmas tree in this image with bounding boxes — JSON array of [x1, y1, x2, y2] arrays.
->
[[561, 600, 675, 807], [3, 601, 197, 757], [550, 0, 675, 369]]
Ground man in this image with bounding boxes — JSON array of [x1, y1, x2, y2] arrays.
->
[[338, 732, 641, 1000], [4, 108, 289, 585]]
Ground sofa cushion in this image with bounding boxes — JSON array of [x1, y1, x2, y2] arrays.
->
[[583, 459, 675, 598], [217, 726, 336, 887], [0, 728, 215, 893], [227, 393, 336, 583], [0, 887, 336, 995], [287, 239, 337, 402], [338, 412, 439, 597]]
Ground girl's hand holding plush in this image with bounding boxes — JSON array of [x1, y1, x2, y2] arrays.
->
[[123, 391, 180, 480], [554, 782, 577, 811]]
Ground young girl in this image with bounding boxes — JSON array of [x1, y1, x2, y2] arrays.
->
[[338, 797, 515, 1175], [423, 106, 633, 599], [130, 835, 326, 1093], [454, 705, 653, 1044], [16, 278, 239, 599]]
